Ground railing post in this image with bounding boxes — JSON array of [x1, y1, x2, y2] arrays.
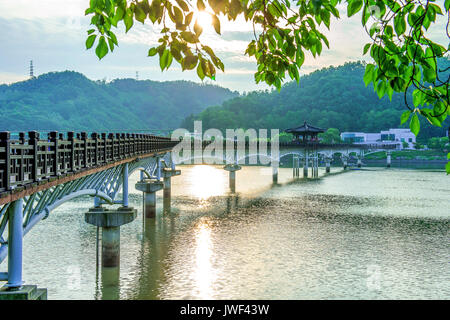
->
[[68, 132, 75, 172], [59, 133, 65, 173], [92, 133, 99, 166], [18, 132, 25, 183], [0, 132, 11, 191], [126, 133, 131, 156], [81, 132, 88, 168], [7, 198, 24, 288], [101, 133, 107, 164], [116, 133, 122, 159], [28, 131, 39, 182], [49, 131, 59, 176], [109, 133, 115, 161]]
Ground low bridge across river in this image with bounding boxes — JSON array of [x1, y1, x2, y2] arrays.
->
[[0, 131, 395, 299]]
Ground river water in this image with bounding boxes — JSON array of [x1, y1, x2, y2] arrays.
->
[[3, 165, 449, 299]]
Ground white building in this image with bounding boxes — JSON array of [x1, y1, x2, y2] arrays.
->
[[341, 128, 416, 149]]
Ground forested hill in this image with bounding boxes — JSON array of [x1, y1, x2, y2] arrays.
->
[[181, 61, 449, 140], [0, 71, 238, 131]]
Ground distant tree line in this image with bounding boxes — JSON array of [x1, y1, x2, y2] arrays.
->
[[181, 61, 450, 143], [0, 71, 238, 132]]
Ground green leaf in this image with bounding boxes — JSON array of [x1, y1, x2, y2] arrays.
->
[[376, 80, 386, 98], [347, 0, 363, 17], [447, 152, 450, 160], [180, 31, 198, 43], [194, 20, 203, 36], [445, 0, 450, 12], [409, 113, 420, 136], [197, 0, 206, 11], [159, 49, 169, 71], [176, 0, 189, 12], [212, 15, 221, 34], [197, 60, 205, 80], [86, 34, 97, 49], [363, 43, 371, 55], [148, 47, 158, 56], [95, 36, 108, 59], [394, 14, 406, 35], [182, 55, 198, 70], [423, 67, 436, 83], [412, 89, 424, 107], [400, 110, 411, 124], [124, 9, 134, 32], [135, 4, 146, 23], [446, 161, 450, 174]]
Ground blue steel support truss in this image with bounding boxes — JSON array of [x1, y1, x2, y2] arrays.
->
[[0, 152, 174, 286]]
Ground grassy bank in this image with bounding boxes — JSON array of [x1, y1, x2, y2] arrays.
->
[[365, 150, 448, 160]]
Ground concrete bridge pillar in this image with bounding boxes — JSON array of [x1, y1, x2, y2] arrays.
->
[[85, 206, 136, 268], [135, 179, 163, 218], [224, 164, 241, 193], [162, 168, 181, 213], [303, 152, 308, 178], [325, 157, 331, 173], [6, 199, 24, 289], [0, 199, 47, 301], [386, 151, 391, 168], [342, 156, 348, 170], [313, 152, 319, 178], [357, 157, 362, 168], [272, 161, 278, 184]]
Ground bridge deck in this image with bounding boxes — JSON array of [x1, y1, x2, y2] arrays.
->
[[0, 132, 178, 205]]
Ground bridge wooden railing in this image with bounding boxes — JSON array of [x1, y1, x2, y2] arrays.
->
[[279, 142, 399, 149], [0, 131, 179, 194]]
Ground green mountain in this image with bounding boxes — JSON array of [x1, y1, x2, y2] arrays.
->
[[0, 71, 238, 132], [181, 61, 449, 141]]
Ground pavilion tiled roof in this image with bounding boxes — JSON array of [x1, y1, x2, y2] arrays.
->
[[285, 121, 325, 134]]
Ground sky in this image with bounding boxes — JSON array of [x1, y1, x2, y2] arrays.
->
[[0, 0, 447, 92]]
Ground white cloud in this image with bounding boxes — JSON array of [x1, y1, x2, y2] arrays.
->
[[0, 0, 86, 19], [0, 72, 29, 84], [0, 0, 448, 92]]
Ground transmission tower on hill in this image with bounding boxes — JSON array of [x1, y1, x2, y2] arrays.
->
[[29, 60, 35, 78]]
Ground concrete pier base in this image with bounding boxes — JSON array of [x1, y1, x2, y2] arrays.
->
[[224, 164, 241, 192], [0, 285, 47, 300], [85, 206, 136, 268], [386, 152, 391, 168], [162, 168, 181, 213], [342, 158, 348, 170], [135, 179, 163, 218], [102, 227, 120, 268], [101, 266, 120, 300], [357, 158, 362, 168], [325, 160, 331, 173]]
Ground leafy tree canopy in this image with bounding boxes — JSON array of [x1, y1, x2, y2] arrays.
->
[[0, 71, 237, 131], [84, 0, 449, 172], [319, 128, 342, 143]]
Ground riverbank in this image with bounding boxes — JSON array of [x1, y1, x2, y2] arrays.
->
[[364, 150, 448, 161]]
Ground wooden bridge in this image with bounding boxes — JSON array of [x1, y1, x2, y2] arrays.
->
[[0, 131, 179, 299]]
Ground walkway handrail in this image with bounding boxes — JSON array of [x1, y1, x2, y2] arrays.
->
[[0, 131, 178, 194], [279, 142, 398, 149]]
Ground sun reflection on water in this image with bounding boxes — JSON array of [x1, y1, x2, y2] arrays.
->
[[188, 165, 227, 201], [194, 218, 215, 299]]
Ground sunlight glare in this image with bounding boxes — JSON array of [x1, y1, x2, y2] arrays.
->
[[195, 11, 213, 29], [189, 165, 226, 200], [194, 218, 215, 299]]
